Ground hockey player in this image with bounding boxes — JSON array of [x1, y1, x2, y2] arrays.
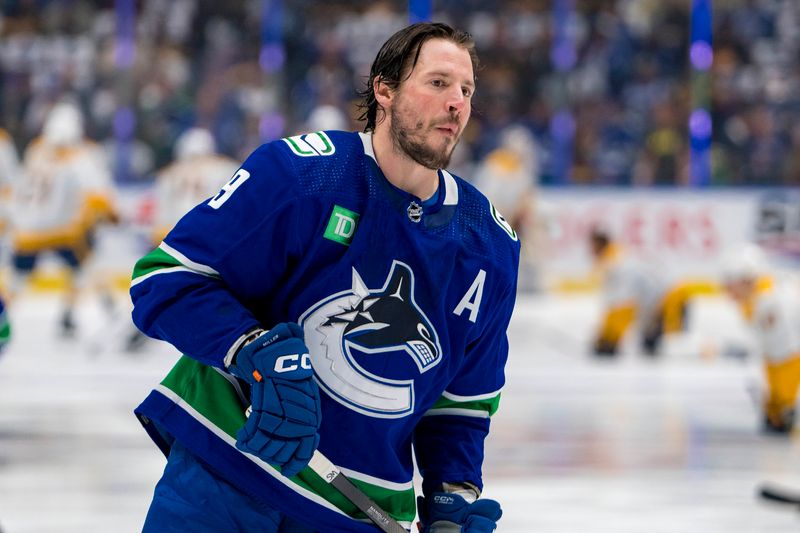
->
[[0, 131, 19, 356], [721, 244, 800, 434], [131, 22, 516, 532], [589, 228, 717, 356], [151, 127, 240, 244], [120, 127, 239, 354], [473, 125, 543, 291], [10, 101, 118, 335], [0, 128, 20, 238]]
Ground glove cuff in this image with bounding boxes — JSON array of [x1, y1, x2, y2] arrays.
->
[[224, 327, 265, 369], [441, 482, 480, 503]]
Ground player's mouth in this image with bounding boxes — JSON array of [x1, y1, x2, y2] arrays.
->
[[433, 123, 459, 137]]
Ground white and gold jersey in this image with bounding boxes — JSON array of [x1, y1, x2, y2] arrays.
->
[[0, 129, 20, 232], [12, 138, 116, 253], [153, 154, 239, 243], [749, 280, 800, 363]]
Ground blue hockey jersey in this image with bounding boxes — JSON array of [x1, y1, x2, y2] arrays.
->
[[131, 130, 520, 531]]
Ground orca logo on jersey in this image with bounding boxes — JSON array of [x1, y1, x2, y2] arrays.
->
[[300, 260, 442, 418]]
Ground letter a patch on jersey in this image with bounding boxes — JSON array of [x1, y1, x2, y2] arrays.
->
[[324, 205, 360, 246], [454, 269, 486, 323]]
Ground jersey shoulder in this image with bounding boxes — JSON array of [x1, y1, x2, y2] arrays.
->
[[247, 130, 366, 198], [271, 130, 363, 171], [451, 172, 521, 276]]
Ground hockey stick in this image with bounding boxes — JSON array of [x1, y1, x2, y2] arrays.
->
[[307, 450, 407, 533], [244, 405, 406, 533], [758, 483, 800, 507]]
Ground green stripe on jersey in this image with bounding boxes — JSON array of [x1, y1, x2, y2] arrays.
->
[[158, 356, 416, 523], [429, 392, 501, 416], [131, 247, 182, 280]]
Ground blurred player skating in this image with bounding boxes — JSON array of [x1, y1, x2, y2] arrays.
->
[[0, 128, 20, 242], [120, 127, 239, 354], [721, 243, 800, 434], [589, 227, 717, 357], [0, 131, 19, 358], [151, 127, 240, 244], [9, 101, 118, 336], [473, 125, 544, 291]]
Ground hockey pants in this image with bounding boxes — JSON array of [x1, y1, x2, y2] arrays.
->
[[143, 441, 317, 532]]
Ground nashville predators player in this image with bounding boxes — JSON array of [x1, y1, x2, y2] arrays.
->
[[10, 101, 118, 336]]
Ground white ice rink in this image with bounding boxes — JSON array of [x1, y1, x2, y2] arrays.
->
[[1, 291, 800, 532]]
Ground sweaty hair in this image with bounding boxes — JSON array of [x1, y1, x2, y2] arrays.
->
[[357, 22, 479, 132]]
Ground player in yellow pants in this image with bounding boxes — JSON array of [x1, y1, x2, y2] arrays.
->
[[721, 244, 800, 433], [589, 228, 718, 356]]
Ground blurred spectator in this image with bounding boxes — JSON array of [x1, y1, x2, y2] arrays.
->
[[1, 1, 800, 186]]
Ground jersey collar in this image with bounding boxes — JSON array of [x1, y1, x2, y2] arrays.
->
[[358, 132, 459, 228]]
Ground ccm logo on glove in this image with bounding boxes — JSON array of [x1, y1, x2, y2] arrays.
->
[[274, 353, 311, 373], [228, 322, 322, 478]]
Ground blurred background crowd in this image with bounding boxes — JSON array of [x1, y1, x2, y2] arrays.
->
[[2, 0, 800, 187]]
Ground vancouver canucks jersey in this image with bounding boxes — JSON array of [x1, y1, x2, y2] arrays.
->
[[131, 131, 520, 531]]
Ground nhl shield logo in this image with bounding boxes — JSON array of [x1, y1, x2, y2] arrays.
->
[[407, 201, 423, 223]]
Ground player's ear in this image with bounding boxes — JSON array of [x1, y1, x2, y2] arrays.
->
[[374, 76, 394, 108]]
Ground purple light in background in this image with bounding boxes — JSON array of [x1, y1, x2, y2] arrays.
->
[[550, 43, 576, 71], [114, 0, 136, 68], [551, 111, 575, 140], [259, 112, 285, 141], [116, 40, 136, 69], [690, 41, 713, 70], [689, 108, 712, 139], [259, 44, 285, 73], [113, 107, 135, 139]]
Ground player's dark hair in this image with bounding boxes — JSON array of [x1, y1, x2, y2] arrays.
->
[[357, 22, 478, 132]]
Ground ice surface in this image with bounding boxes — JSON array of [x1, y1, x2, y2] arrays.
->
[[1, 291, 799, 532]]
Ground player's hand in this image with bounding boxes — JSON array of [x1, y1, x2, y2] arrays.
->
[[228, 323, 321, 477], [417, 492, 502, 532]]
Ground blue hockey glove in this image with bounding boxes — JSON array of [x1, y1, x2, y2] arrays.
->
[[228, 323, 321, 477], [417, 492, 502, 532]]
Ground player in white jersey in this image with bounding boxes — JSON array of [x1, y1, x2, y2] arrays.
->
[[722, 244, 800, 433], [473, 125, 544, 291], [10, 101, 118, 335], [151, 128, 239, 244], [589, 228, 717, 356], [0, 128, 20, 238], [121, 128, 238, 353]]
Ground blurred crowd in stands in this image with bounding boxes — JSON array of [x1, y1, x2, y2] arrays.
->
[[1, 0, 800, 186]]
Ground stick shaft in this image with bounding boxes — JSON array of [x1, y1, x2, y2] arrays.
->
[[246, 406, 406, 532], [759, 484, 800, 505], [308, 451, 407, 533]]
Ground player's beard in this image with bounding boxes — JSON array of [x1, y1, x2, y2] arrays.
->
[[389, 97, 460, 170]]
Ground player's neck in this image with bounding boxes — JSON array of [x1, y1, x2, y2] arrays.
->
[[371, 127, 439, 201]]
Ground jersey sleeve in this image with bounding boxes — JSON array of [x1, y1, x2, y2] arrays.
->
[[130, 142, 312, 368], [414, 264, 518, 495]]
